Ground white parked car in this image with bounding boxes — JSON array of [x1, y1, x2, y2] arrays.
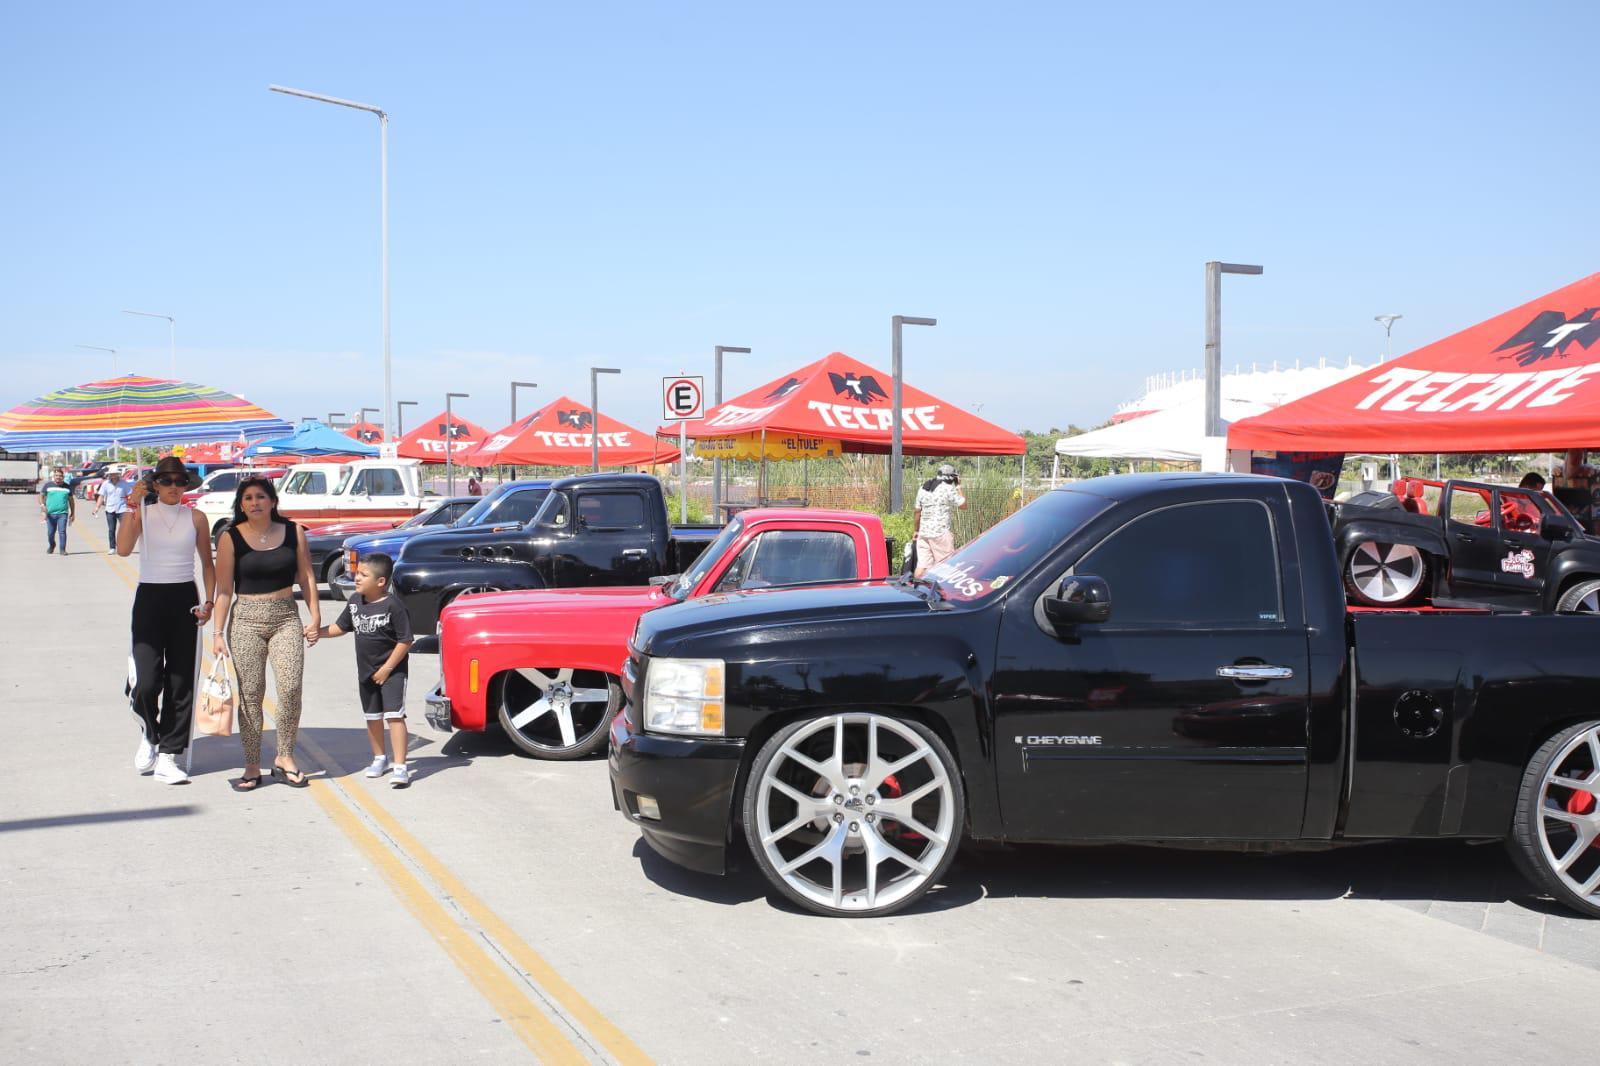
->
[[194, 458, 426, 537]]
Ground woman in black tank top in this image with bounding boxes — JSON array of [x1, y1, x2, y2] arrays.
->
[[211, 477, 320, 790]]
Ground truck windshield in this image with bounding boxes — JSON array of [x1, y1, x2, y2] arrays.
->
[[668, 518, 743, 600], [926, 490, 1111, 602]]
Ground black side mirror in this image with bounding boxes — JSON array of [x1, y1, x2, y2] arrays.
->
[[1542, 514, 1578, 542], [1043, 575, 1111, 628]]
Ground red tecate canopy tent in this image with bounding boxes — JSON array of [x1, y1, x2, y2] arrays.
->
[[395, 411, 491, 461], [1230, 273, 1600, 453], [464, 396, 679, 467], [660, 351, 1025, 455], [344, 420, 384, 445]]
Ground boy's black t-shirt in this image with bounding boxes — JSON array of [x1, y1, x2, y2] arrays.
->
[[335, 593, 414, 679]]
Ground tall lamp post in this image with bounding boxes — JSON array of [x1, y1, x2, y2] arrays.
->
[[359, 406, 379, 428], [396, 400, 418, 438], [589, 368, 620, 473], [973, 402, 985, 478], [1375, 314, 1406, 476], [328, 411, 346, 427], [711, 345, 750, 520], [445, 392, 469, 495], [270, 84, 391, 444], [122, 310, 176, 376], [77, 344, 118, 375], [1204, 262, 1264, 444], [509, 381, 538, 480], [1375, 314, 1403, 361], [890, 315, 937, 513]]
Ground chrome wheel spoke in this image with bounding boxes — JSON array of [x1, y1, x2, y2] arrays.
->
[[519, 667, 555, 692], [1537, 724, 1600, 902], [780, 745, 839, 789], [509, 697, 552, 729], [554, 706, 577, 747], [570, 687, 611, 704]]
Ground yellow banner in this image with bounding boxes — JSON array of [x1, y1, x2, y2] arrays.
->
[[696, 433, 843, 460]]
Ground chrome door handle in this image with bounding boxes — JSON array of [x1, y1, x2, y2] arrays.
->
[[1217, 664, 1295, 680], [621, 548, 649, 558]]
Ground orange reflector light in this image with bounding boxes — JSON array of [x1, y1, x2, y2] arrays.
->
[[469, 659, 480, 693], [700, 702, 724, 733]]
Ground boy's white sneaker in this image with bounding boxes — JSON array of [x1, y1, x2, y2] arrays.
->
[[364, 755, 390, 778], [152, 753, 189, 785], [134, 736, 157, 774], [390, 764, 412, 789]]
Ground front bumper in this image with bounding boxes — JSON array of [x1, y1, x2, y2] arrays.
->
[[424, 681, 454, 733], [608, 709, 745, 876]]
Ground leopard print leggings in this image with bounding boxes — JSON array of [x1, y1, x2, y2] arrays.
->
[[228, 597, 305, 765]]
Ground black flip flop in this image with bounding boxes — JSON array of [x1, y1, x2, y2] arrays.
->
[[231, 774, 262, 792], [271, 765, 310, 788]]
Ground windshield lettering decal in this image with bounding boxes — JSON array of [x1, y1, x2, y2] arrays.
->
[[928, 560, 984, 597]]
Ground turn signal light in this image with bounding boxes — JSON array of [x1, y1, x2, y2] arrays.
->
[[468, 659, 480, 694]]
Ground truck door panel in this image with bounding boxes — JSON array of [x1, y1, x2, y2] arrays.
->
[[992, 497, 1312, 841], [560, 490, 658, 586], [1442, 484, 1503, 603]]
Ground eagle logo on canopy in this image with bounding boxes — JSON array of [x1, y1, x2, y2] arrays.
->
[[557, 410, 593, 430], [436, 422, 472, 439], [765, 377, 803, 401], [829, 372, 889, 405], [1495, 308, 1600, 366]]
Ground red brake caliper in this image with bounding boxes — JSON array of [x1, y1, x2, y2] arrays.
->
[[1568, 789, 1599, 848], [881, 774, 924, 843]]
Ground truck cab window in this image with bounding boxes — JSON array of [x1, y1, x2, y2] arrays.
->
[[715, 530, 857, 592], [357, 468, 404, 496], [285, 470, 326, 495], [491, 488, 550, 525], [576, 492, 645, 530], [1074, 500, 1281, 625]]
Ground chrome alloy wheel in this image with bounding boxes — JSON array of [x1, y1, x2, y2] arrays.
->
[[750, 713, 958, 915], [498, 667, 616, 757], [1536, 724, 1600, 907], [1347, 541, 1425, 604]]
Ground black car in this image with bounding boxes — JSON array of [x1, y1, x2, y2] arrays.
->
[[611, 473, 1600, 919], [1332, 476, 1600, 610]]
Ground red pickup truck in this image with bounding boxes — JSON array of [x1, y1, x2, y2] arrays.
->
[[428, 508, 890, 759]]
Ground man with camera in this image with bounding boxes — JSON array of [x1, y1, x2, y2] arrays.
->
[[913, 463, 967, 578]]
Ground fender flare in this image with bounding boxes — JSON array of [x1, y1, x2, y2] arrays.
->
[[1335, 520, 1447, 566]]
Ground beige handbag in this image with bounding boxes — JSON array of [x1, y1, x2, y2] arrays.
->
[[196, 657, 235, 736]]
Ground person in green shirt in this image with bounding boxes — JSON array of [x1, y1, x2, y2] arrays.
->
[[40, 467, 75, 555]]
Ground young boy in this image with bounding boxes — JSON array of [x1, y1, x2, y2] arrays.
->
[[319, 552, 416, 787]]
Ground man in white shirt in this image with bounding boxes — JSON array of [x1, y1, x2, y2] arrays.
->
[[913, 463, 967, 578], [93, 467, 138, 554]]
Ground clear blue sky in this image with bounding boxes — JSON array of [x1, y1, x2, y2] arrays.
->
[[4, 1, 1597, 437]]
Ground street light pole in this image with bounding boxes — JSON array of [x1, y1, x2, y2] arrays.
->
[[973, 402, 985, 478], [396, 400, 418, 438], [510, 381, 539, 424], [890, 316, 936, 513], [77, 344, 118, 375], [589, 369, 620, 473], [328, 412, 346, 427], [122, 310, 175, 376], [1375, 314, 1403, 361], [359, 406, 379, 427], [445, 392, 469, 496], [1204, 262, 1264, 440], [711, 346, 750, 521], [270, 84, 391, 445]]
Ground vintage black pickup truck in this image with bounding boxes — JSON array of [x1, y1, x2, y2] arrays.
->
[[389, 473, 720, 651], [610, 472, 1600, 919]]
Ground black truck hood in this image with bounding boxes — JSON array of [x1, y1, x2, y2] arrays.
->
[[633, 580, 940, 657]]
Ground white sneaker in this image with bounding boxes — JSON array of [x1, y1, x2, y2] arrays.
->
[[390, 764, 411, 789], [152, 753, 189, 784], [107, 548, 117, 555], [134, 736, 157, 774], [364, 755, 390, 778]]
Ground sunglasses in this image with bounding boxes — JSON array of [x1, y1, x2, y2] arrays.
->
[[153, 475, 186, 487]]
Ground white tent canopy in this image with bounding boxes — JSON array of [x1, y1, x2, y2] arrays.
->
[[1056, 397, 1271, 464]]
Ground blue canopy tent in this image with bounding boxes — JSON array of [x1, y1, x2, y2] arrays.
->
[[244, 419, 379, 458]]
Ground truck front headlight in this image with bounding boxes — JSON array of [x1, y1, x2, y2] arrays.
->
[[643, 657, 725, 736]]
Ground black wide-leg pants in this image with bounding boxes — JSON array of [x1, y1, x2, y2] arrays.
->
[[129, 582, 200, 754]]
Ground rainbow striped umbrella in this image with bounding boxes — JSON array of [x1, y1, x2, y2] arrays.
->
[[0, 374, 293, 450]]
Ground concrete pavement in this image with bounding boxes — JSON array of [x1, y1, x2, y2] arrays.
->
[[3, 494, 1598, 1064]]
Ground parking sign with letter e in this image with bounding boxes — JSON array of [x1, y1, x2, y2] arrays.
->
[[662, 376, 705, 421]]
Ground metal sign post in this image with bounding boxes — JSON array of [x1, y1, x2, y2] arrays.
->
[[662, 375, 705, 525]]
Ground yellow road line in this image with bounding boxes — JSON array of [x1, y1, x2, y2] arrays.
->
[[300, 731, 654, 1066], [307, 780, 588, 1064]]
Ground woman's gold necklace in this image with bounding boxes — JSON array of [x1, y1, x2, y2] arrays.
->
[[155, 504, 184, 535]]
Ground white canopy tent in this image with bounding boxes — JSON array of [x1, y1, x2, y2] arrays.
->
[[1056, 397, 1271, 464]]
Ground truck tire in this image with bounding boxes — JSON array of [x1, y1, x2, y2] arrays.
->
[[741, 712, 964, 918], [1343, 540, 1429, 607], [324, 554, 348, 601], [1507, 720, 1600, 918], [496, 668, 620, 759], [1556, 579, 1600, 614]]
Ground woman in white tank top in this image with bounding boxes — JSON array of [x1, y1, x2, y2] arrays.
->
[[117, 457, 217, 784]]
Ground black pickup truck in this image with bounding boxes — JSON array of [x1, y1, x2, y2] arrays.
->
[[610, 472, 1600, 919], [390, 473, 720, 651]]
